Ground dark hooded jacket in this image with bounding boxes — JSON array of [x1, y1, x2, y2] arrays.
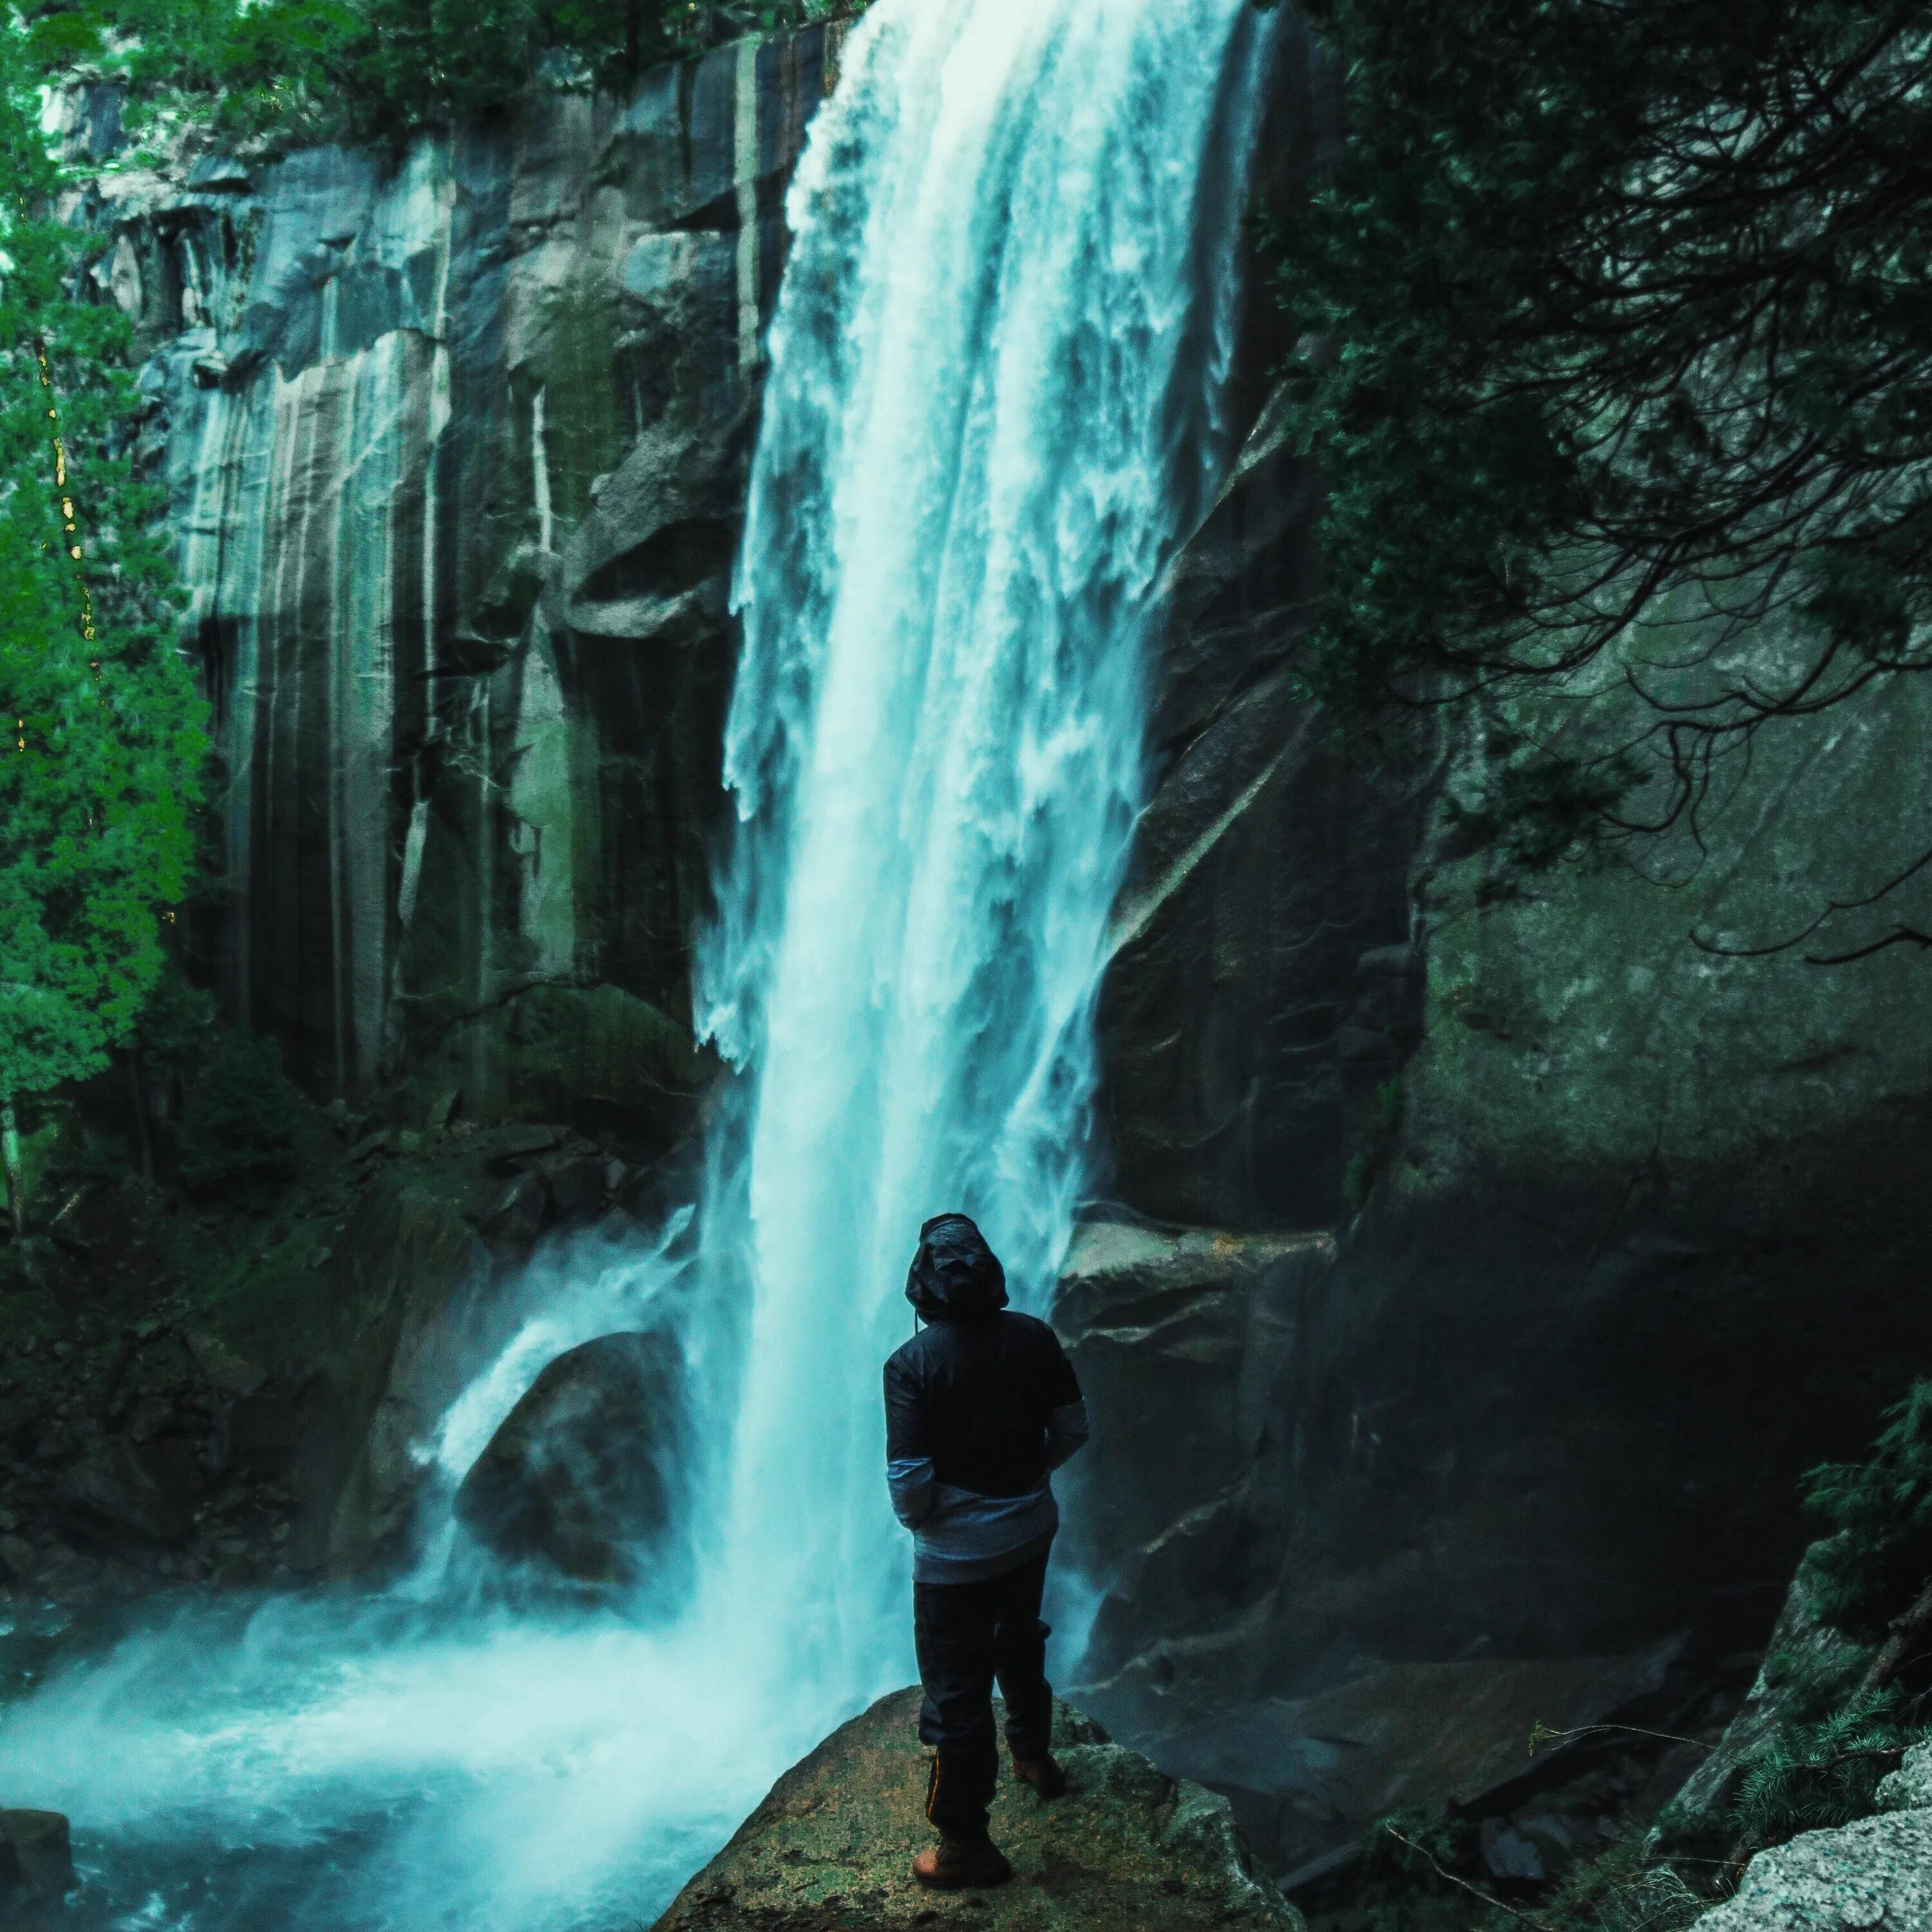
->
[[884, 1215, 1084, 1506]]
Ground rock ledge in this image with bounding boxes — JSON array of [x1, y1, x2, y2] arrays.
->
[[653, 1687, 1301, 1931]]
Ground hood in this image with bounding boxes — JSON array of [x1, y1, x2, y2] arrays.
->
[[905, 1213, 1009, 1321]]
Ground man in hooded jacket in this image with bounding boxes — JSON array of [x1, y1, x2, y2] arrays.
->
[[884, 1213, 1091, 1889]]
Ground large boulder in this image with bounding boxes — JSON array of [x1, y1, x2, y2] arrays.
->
[[0, 1810, 74, 1900], [652, 1687, 1301, 1932], [1691, 1802, 1932, 1932], [1667, 1742, 1932, 1931], [455, 1331, 686, 1591], [1050, 1218, 1332, 1716]]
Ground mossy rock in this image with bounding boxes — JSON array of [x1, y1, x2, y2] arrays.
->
[[653, 1687, 1300, 1932]]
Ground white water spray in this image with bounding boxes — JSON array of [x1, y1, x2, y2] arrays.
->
[[0, 3, 1272, 1924]]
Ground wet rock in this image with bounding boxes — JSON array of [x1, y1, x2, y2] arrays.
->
[[1053, 1218, 1335, 1757], [1130, 1641, 1683, 1880], [53, 1435, 199, 1553], [0, 1810, 73, 1899], [653, 1687, 1300, 1932], [455, 1332, 685, 1590], [480, 1170, 553, 1244], [491, 1124, 571, 1170], [300, 1179, 494, 1577], [541, 1153, 611, 1222], [1055, 1218, 1332, 1589]]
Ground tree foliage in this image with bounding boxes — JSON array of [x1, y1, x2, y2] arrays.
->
[[1803, 1379, 1932, 1642], [18, 0, 856, 146], [175, 1030, 302, 1197], [1268, 0, 1932, 932], [0, 26, 207, 1110], [1728, 1686, 1920, 1859]]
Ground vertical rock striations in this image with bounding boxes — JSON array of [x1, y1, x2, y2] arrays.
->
[[95, 28, 852, 1135]]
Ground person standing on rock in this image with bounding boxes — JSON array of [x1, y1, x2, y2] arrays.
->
[[884, 1213, 1092, 1890]]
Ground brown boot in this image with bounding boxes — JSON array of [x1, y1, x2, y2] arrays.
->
[[911, 1835, 1014, 1889], [1011, 1749, 1068, 1799]]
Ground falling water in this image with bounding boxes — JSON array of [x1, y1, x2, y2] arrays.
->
[[697, 0, 1271, 1710], [0, 1, 1271, 1925]]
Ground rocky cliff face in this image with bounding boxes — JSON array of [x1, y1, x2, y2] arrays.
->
[[83, 26, 851, 1146], [1057, 18, 1932, 1878], [1068, 338, 1932, 1879]]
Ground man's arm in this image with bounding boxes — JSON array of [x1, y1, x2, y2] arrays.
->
[[884, 1353, 936, 1529], [1043, 1331, 1090, 1471], [1045, 1398, 1090, 1472]]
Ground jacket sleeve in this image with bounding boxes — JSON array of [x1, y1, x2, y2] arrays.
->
[[884, 1352, 936, 1530], [1043, 1329, 1090, 1471]]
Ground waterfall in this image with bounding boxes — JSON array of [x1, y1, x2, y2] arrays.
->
[[696, 0, 1270, 1709], [0, 3, 1272, 1926]]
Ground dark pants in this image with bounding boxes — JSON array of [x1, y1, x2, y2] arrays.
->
[[914, 1548, 1054, 1841]]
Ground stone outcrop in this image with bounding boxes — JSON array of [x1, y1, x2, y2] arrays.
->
[[454, 1329, 685, 1591], [652, 1688, 1301, 1932], [1050, 1218, 1333, 1712], [1650, 1544, 1867, 1866]]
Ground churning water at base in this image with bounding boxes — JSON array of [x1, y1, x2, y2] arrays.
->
[[0, 1, 1270, 1924]]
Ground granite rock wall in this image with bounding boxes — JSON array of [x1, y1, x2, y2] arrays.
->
[[82, 28, 851, 1150]]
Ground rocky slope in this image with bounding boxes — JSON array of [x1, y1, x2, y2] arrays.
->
[[0, 1100, 670, 1605], [652, 1688, 1301, 1932]]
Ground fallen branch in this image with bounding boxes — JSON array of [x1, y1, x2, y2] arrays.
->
[[1528, 1721, 1714, 1758], [1378, 1823, 1560, 1932]]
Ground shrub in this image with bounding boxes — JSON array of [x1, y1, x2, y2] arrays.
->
[[1803, 1381, 1932, 1642], [175, 1032, 302, 1197]]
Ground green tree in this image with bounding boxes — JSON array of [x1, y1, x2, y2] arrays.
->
[[1267, 0, 1932, 954], [0, 24, 207, 1229], [19, 0, 861, 148]]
